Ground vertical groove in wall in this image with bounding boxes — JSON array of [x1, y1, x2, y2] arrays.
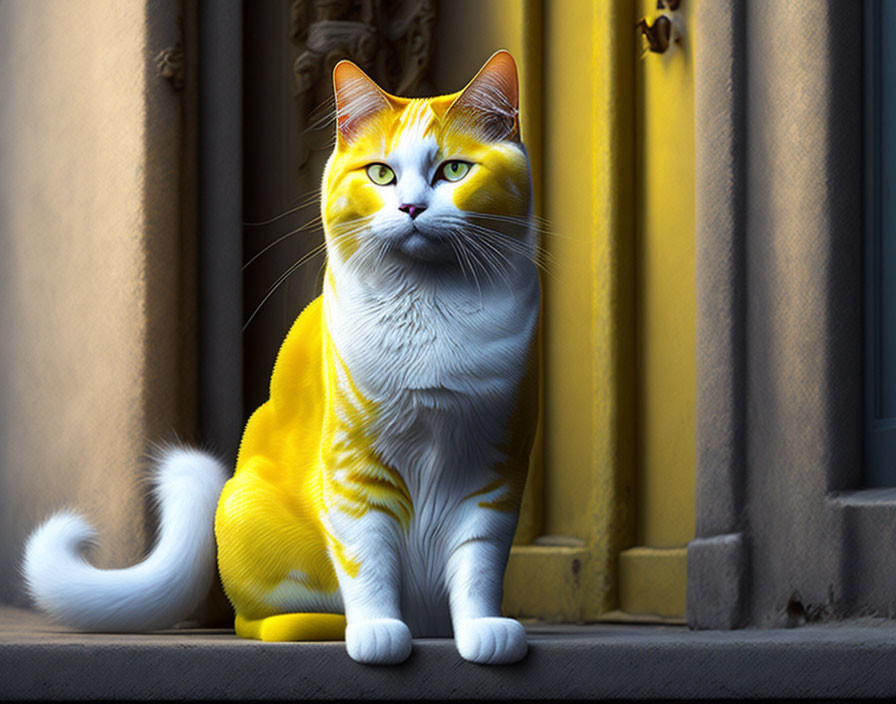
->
[[744, 0, 862, 625], [197, 0, 244, 465], [138, 0, 198, 549], [687, 0, 751, 630], [511, 0, 545, 546], [177, 0, 199, 447], [693, 0, 747, 540], [592, 0, 637, 613]]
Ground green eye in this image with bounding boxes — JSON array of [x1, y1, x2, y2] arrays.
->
[[440, 160, 471, 182], [366, 163, 396, 186]]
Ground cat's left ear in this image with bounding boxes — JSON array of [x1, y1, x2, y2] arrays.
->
[[332, 61, 394, 145], [446, 50, 520, 143]]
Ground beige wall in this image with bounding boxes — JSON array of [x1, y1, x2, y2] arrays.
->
[[0, 0, 194, 605]]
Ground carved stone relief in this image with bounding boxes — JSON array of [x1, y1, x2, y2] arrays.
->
[[154, 13, 185, 92], [291, 0, 437, 168]]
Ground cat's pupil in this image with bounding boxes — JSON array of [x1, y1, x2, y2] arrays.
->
[[378, 166, 388, 179]]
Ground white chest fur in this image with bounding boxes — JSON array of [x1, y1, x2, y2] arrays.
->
[[324, 255, 539, 634], [324, 256, 539, 480]]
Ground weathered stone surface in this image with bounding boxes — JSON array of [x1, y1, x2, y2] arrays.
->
[[687, 533, 747, 630], [5, 606, 896, 700]]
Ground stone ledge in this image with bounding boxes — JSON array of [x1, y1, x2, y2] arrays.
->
[[4, 606, 896, 700]]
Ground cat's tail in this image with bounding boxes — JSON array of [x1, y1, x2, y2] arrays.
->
[[22, 447, 228, 632]]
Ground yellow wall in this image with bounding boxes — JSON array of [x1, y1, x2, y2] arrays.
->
[[541, 0, 599, 540]]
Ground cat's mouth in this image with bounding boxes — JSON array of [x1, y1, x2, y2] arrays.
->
[[394, 226, 456, 265]]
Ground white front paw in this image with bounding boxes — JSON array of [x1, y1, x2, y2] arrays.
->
[[345, 618, 412, 665], [455, 617, 527, 664]]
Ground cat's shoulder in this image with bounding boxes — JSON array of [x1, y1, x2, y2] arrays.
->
[[269, 294, 326, 413]]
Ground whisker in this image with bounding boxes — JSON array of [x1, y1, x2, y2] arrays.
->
[[447, 236, 472, 287], [459, 232, 513, 295], [243, 220, 373, 331], [463, 210, 564, 239], [302, 97, 337, 133], [243, 189, 321, 227], [242, 242, 328, 332], [328, 214, 377, 233], [458, 221, 562, 279], [456, 234, 483, 305], [459, 230, 517, 295], [479, 237, 559, 279], [243, 215, 324, 270], [313, 255, 329, 293], [463, 230, 517, 286], [467, 210, 553, 226], [457, 217, 559, 259]]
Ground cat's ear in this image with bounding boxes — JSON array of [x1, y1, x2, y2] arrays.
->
[[332, 61, 393, 145], [446, 50, 520, 142]]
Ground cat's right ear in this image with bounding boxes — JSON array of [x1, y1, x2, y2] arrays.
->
[[332, 61, 392, 146]]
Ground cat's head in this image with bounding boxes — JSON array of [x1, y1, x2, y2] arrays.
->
[[322, 51, 533, 279]]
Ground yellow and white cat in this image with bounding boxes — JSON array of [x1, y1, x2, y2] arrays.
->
[[23, 50, 540, 665]]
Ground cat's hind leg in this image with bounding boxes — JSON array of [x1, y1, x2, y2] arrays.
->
[[215, 456, 344, 641]]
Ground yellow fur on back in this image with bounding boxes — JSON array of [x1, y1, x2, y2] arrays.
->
[[215, 296, 343, 627]]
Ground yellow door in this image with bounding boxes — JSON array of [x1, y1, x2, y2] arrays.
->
[[434, 0, 696, 622], [503, 0, 643, 622]]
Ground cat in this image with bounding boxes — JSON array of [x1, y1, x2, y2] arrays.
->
[[22, 49, 540, 666]]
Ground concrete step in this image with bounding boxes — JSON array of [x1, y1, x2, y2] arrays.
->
[[3, 605, 896, 700]]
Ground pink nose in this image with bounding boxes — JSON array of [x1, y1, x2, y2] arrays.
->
[[398, 203, 427, 219]]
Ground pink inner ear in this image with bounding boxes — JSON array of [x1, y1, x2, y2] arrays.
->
[[332, 61, 392, 143], [447, 50, 520, 142]]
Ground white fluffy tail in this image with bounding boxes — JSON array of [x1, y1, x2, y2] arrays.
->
[[22, 447, 228, 632]]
